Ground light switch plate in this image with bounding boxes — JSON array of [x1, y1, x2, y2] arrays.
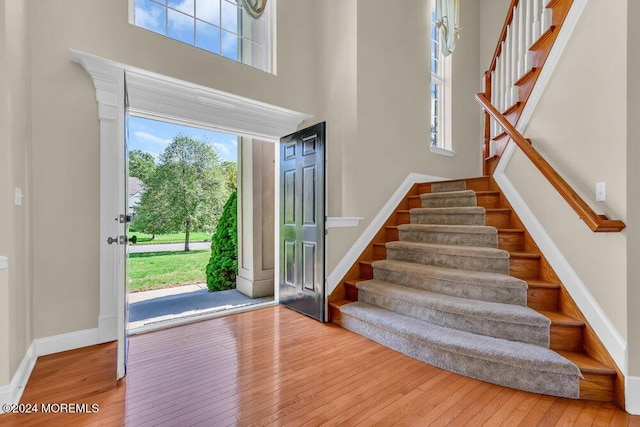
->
[[596, 182, 606, 202], [14, 187, 23, 206]]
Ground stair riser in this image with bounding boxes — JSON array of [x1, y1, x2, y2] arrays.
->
[[580, 373, 615, 402], [341, 312, 579, 399], [498, 231, 525, 252], [385, 227, 399, 241], [387, 248, 510, 275], [373, 267, 527, 306], [486, 211, 512, 228], [550, 325, 584, 352], [527, 288, 559, 311], [510, 258, 540, 279], [398, 229, 498, 248], [420, 195, 477, 209], [359, 262, 373, 279], [411, 212, 485, 226], [358, 290, 549, 346], [476, 194, 501, 208]]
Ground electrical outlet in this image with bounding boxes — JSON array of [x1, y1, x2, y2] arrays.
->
[[596, 182, 606, 202]]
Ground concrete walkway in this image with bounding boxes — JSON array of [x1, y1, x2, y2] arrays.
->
[[128, 283, 273, 330], [129, 241, 211, 253]]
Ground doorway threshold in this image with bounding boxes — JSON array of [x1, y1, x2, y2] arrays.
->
[[128, 285, 276, 335]]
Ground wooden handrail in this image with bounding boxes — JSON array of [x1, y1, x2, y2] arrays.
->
[[475, 93, 626, 232]]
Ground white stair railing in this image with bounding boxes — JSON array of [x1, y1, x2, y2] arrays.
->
[[486, 0, 553, 154]]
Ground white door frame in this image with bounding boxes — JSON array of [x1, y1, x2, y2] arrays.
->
[[70, 49, 311, 378]]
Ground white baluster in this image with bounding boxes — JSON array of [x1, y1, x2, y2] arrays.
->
[[518, 1, 526, 77], [511, 14, 519, 104], [542, 6, 553, 33], [532, 0, 542, 41], [525, 0, 534, 70], [500, 42, 506, 111], [504, 27, 511, 107]]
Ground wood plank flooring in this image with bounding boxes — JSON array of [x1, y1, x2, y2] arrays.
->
[[1, 306, 639, 426]]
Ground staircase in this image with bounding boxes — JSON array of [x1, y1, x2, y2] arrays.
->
[[329, 177, 620, 404]]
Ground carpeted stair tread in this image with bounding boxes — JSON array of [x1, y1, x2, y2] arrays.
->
[[356, 280, 550, 346], [397, 223, 498, 248], [420, 190, 477, 208], [431, 181, 466, 193], [386, 240, 510, 274], [340, 302, 581, 398], [410, 206, 486, 226], [372, 259, 528, 306]]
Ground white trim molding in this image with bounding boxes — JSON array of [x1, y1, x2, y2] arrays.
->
[[326, 173, 446, 296], [0, 328, 100, 406], [494, 152, 627, 374], [0, 256, 7, 270], [34, 328, 100, 357], [627, 376, 640, 415], [0, 343, 36, 407], [326, 217, 363, 229], [492, 0, 628, 377], [429, 146, 457, 157]]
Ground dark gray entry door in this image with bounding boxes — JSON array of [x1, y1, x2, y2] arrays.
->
[[279, 122, 326, 322]]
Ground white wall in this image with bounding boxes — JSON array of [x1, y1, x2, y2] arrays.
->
[[27, 0, 319, 338], [322, 0, 483, 273], [7, 0, 484, 370], [504, 0, 628, 338], [627, 0, 640, 377], [0, 0, 32, 382]]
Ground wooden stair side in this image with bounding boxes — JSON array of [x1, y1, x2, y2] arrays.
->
[[483, 178, 621, 405], [327, 176, 622, 407]]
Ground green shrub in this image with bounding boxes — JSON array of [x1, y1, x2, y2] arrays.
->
[[206, 191, 237, 291]]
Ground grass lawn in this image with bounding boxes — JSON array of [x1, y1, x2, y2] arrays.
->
[[128, 250, 210, 292], [129, 231, 211, 244]]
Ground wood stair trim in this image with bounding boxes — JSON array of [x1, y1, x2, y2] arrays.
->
[[330, 175, 622, 406], [529, 26, 556, 51], [514, 67, 538, 87], [557, 351, 616, 376], [509, 251, 542, 259], [526, 278, 561, 289], [540, 310, 584, 327]]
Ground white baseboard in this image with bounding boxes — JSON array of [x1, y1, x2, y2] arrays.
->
[[98, 315, 117, 343], [34, 328, 100, 357], [326, 173, 446, 296], [626, 376, 640, 415], [0, 342, 36, 407], [494, 161, 627, 374], [0, 328, 101, 407]]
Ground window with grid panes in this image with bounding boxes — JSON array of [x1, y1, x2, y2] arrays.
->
[[133, 0, 271, 72], [430, 4, 445, 148]]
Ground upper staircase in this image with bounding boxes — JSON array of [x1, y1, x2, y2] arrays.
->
[[329, 177, 622, 405]]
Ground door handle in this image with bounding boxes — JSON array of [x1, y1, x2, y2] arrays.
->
[[129, 235, 137, 244], [106, 235, 130, 245]]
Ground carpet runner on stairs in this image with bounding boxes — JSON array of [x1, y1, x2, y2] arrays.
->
[[340, 182, 582, 399]]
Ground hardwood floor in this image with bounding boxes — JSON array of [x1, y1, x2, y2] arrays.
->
[[1, 306, 638, 426]]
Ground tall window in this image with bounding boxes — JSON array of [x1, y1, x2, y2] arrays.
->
[[133, 0, 271, 72], [430, 3, 445, 148]]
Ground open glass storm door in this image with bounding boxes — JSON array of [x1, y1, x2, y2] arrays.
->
[[279, 122, 326, 321]]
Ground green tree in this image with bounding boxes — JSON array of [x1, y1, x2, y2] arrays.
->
[[221, 161, 237, 194], [132, 135, 228, 251], [129, 149, 156, 183], [206, 191, 237, 292]]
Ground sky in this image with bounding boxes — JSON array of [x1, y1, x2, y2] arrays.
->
[[127, 115, 238, 163]]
